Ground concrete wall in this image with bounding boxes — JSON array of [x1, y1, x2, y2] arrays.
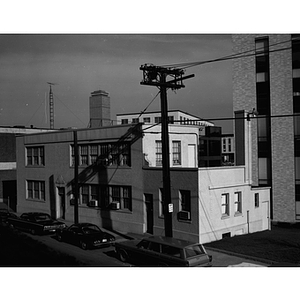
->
[[142, 124, 199, 168], [199, 166, 270, 244]]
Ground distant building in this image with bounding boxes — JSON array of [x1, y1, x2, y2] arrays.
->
[[233, 34, 300, 224], [116, 109, 214, 131], [221, 133, 235, 165], [0, 126, 54, 210]]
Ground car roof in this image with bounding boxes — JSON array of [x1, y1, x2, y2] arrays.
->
[[71, 223, 98, 227], [142, 236, 199, 248]]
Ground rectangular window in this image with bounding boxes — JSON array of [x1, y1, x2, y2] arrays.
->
[[222, 139, 226, 152], [172, 141, 181, 165], [234, 192, 242, 214], [81, 185, 89, 205], [254, 193, 259, 208], [80, 145, 88, 166], [27, 180, 45, 200], [228, 139, 232, 152], [71, 143, 131, 167], [26, 146, 45, 166], [156, 141, 162, 166], [221, 193, 229, 216], [178, 190, 191, 221], [143, 117, 151, 124], [121, 119, 128, 124], [132, 118, 139, 123], [155, 117, 161, 124], [91, 185, 99, 203], [90, 145, 99, 164], [123, 186, 132, 210]]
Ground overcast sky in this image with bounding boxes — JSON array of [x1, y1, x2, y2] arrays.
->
[[0, 34, 234, 133]]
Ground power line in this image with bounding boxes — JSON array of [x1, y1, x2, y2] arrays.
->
[[160, 37, 299, 70]]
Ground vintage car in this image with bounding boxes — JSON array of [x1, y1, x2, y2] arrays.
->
[[7, 212, 66, 235], [115, 235, 212, 267], [0, 210, 18, 226], [56, 223, 115, 250]]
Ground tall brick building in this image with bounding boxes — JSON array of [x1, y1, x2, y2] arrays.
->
[[233, 34, 300, 223]]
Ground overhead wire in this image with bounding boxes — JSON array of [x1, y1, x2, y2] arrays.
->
[[159, 37, 299, 70]]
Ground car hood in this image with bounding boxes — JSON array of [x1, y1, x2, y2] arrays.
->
[[85, 232, 114, 240], [37, 220, 65, 226]]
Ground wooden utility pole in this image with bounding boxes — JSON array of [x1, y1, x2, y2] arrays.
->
[[140, 64, 194, 237], [73, 130, 79, 224]]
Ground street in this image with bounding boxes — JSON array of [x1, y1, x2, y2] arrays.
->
[[23, 229, 268, 267]]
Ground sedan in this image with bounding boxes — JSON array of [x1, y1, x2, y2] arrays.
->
[[56, 223, 115, 250]]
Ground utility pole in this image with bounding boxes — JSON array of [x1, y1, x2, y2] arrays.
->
[[140, 64, 194, 237], [73, 130, 79, 224]]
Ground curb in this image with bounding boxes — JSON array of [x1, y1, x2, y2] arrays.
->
[[205, 246, 278, 266]]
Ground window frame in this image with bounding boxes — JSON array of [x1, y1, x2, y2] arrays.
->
[[234, 191, 242, 215], [221, 193, 229, 217], [172, 141, 181, 165], [26, 146, 45, 166], [27, 180, 45, 201]]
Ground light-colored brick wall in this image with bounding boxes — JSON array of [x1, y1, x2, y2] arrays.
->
[[232, 34, 296, 223], [269, 35, 295, 222]]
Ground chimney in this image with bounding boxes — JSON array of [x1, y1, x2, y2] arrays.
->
[[89, 90, 111, 128]]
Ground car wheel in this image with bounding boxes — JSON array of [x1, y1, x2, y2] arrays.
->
[[30, 229, 36, 235], [80, 240, 88, 250], [9, 223, 14, 229], [57, 233, 63, 242], [118, 249, 128, 262]]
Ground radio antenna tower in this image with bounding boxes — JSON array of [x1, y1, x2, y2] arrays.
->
[[47, 82, 58, 129]]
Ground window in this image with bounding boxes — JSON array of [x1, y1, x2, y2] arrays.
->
[[255, 193, 259, 208], [228, 138, 232, 152], [179, 190, 191, 212], [222, 139, 226, 152], [178, 190, 191, 221], [155, 117, 161, 124], [27, 180, 45, 200], [80, 184, 89, 205], [26, 146, 44, 166], [172, 141, 181, 165], [156, 141, 162, 166], [143, 117, 151, 124], [71, 143, 131, 167], [76, 184, 132, 210], [221, 193, 229, 216], [132, 118, 139, 123], [80, 145, 88, 166], [121, 119, 128, 124], [234, 192, 242, 214], [168, 116, 174, 124], [90, 145, 98, 164]]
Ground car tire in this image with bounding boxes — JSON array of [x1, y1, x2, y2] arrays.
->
[[119, 249, 128, 262], [30, 229, 36, 235], [80, 240, 88, 250], [57, 234, 63, 242]]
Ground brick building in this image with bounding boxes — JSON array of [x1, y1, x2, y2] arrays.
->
[[232, 34, 300, 223]]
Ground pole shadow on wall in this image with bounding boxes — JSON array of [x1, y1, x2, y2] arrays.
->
[[66, 124, 143, 231]]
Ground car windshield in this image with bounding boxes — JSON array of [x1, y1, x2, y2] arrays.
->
[[82, 225, 101, 234], [184, 244, 205, 258], [35, 214, 52, 221]]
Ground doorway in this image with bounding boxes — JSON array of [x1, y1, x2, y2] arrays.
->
[[3, 180, 17, 211], [144, 194, 153, 234], [57, 187, 65, 219]]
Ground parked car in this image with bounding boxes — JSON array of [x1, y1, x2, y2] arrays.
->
[[56, 223, 115, 250], [7, 212, 66, 235], [0, 210, 18, 226], [115, 235, 212, 267]]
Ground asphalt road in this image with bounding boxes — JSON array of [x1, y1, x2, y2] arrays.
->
[[23, 230, 268, 267]]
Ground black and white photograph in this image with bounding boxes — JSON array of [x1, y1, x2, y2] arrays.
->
[[0, 1, 298, 299]]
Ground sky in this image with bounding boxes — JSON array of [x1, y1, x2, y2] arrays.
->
[[0, 34, 234, 133]]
